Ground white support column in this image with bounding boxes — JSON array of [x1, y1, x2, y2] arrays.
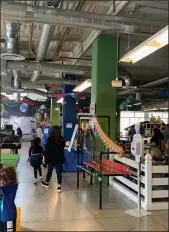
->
[[144, 153, 152, 210]]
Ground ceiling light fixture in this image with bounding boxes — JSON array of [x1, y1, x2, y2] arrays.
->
[[144, 108, 158, 111], [159, 107, 168, 110], [132, 102, 142, 106], [120, 26, 168, 63], [73, 79, 92, 92]]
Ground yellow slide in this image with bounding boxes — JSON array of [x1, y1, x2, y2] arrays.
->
[[94, 115, 124, 158]]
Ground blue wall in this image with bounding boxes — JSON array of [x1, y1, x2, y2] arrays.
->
[[62, 85, 76, 141]]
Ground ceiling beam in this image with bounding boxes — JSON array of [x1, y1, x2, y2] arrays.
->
[[71, 1, 129, 65]]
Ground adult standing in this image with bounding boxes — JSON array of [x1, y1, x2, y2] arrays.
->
[[41, 126, 65, 192], [156, 116, 161, 128], [150, 114, 156, 128], [163, 124, 169, 155]]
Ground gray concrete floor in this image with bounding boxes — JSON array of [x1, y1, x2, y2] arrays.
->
[[16, 143, 168, 231]]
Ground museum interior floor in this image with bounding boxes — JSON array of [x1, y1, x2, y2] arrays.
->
[[15, 143, 168, 231]]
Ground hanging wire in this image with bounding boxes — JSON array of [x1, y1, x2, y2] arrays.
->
[[127, 33, 131, 53]]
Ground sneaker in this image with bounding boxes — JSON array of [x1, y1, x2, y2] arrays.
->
[[39, 176, 42, 181], [57, 187, 62, 193], [34, 178, 38, 184], [41, 181, 49, 188]]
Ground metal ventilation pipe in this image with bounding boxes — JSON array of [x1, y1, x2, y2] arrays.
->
[[6, 60, 91, 75], [31, 2, 63, 82], [117, 77, 169, 96], [5, 22, 22, 101], [13, 70, 21, 88], [0, 2, 133, 33], [1, 2, 166, 31], [5, 22, 20, 54], [31, 24, 55, 82], [118, 69, 132, 86]]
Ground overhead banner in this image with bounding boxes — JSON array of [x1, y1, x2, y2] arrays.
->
[[119, 95, 135, 110], [156, 89, 169, 97]]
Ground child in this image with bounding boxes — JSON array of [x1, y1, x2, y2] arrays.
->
[[29, 137, 44, 184], [0, 167, 18, 232]]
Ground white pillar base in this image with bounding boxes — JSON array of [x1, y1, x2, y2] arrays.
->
[[124, 208, 152, 218]]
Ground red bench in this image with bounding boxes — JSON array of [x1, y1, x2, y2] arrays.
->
[[83, 158, 130, 176]]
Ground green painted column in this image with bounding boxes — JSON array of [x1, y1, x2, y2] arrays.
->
[[91, 35, 118, 140], [51, 99, 60, 126]]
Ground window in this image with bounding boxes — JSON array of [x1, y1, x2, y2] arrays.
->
[[162, 113, 168, 119], [135, 112, 144, 117], [120, 111, 145, 136], [121, 111, 134, 117]]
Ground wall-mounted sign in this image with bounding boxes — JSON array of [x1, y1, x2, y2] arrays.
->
[[119, 95, 135, 110], [66, 123, 72, 128], [20, 103, 28, 113]]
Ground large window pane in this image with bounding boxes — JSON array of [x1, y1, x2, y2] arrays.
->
[[162, 113, 168, 119], [120, 118, 130, 136], [135, 112, 144, 118], [121, 111, 134, 118]]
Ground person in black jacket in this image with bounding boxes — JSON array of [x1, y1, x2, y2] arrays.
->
[[41, 126, 65, 192], [29, 137, 44, 184]]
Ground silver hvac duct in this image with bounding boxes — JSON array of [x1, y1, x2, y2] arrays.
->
[[118, 69, 132, 86], [6, 61, 91, 75], [1, 2, 166, 33], [5, 22, 20, 54], [13, 70, 21, 89], [31, 0, 60, 82], [5, 22, 22, 101], [31, 24, 55, 82], [117, 77, 169, 96], [22, 79, 82, 86]]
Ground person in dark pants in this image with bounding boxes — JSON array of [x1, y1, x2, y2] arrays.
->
[[29, 137, 44, 184], [41, 126, 65, 193]]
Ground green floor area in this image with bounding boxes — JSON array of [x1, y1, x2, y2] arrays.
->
[[1, 154, 20, 168]]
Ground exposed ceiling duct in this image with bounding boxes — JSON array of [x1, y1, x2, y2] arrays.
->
[[3, 60, 91, 76], [31, 1, 62, 82], [118, 69, 132, 86], [4, 23, 20, 55], [1, 22, 25, 61], [21, 79, 81, 88], [3, 22, 23, 101], [118, 77, 169, 96], [1, 2, 166, 33], [1, 59, 133, 86], [31, 24, 55, 82]]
